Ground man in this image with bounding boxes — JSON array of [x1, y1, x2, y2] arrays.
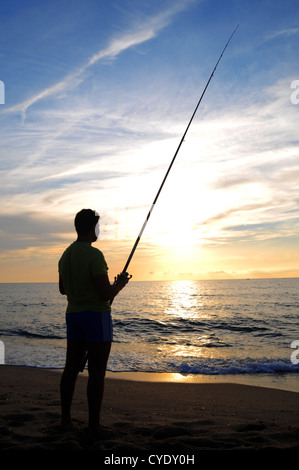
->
[[58, 209, 130, 435]]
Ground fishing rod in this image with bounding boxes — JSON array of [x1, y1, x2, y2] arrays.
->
[[80, 25, 238, 372], [120, 24, 239, 277]]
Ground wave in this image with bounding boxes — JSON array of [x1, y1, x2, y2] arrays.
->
[[0, 328, 64, 341], [168, 358, 299, 376]]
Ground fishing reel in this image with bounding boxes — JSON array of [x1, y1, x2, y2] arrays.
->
[[114, 271, 132, 286]]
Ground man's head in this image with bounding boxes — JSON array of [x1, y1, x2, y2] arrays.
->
[[74, 209, 100, 241]]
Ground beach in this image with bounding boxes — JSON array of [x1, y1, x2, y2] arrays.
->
[[0, 365, 299, 455]]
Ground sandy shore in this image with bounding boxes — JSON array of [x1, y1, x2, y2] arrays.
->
[[0, 365, 299, 455]]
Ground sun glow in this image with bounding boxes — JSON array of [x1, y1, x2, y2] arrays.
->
[[153, 219, 199, 250], [145, 176, 206, 252]]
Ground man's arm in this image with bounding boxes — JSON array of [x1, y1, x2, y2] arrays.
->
[[93, 273, 129, 302]]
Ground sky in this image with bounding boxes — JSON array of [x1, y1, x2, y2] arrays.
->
[[0, 0, 299, 283]]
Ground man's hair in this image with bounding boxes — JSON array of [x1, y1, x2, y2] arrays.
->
[[74, 209, 99, 236]]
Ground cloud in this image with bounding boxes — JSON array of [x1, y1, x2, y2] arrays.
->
[[0, 212, 71, 252], [3, 0, 194, 121], [3, 73, 299, 250], [266, 27, 299, 40], [200, 202, 271, 227]]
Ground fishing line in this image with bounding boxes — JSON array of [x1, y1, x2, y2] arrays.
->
[[120, 25, 239, 277]]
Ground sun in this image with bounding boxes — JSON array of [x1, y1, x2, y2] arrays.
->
[[155, 222, 198, 250], [149, 203, 200, 252]]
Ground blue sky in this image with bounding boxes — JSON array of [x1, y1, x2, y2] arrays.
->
[[0, 0, 299, 282]]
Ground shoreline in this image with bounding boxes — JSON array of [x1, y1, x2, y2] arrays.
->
[[1, 365, 299, 452], [105, 371, 299, 393], [4, 364, 298, 393]]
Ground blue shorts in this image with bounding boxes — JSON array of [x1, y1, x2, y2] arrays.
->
[[66, 311, 113, 343]]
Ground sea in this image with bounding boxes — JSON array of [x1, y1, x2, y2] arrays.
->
[[1, 278, 299, 392]]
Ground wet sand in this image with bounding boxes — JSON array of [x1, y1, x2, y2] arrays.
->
[[0, 365, 299, 455]]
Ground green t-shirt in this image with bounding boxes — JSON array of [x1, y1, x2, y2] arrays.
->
[[58, 241, 110, 314]]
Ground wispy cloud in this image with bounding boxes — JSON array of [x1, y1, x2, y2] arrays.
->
[[266, 27, 299, 40], [3, 0, 194, 121]]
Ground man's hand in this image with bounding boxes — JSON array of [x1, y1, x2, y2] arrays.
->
[[114, 272, 132, 289]]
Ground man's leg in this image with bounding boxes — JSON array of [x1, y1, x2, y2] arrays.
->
[[86, 341, 111, 432], [60, 339, 86, 428]]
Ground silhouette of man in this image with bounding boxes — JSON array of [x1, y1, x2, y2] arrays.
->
[[58, 209, 130, 434]]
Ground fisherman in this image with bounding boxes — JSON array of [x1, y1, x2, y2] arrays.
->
[[58, 209, 130, 435]]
